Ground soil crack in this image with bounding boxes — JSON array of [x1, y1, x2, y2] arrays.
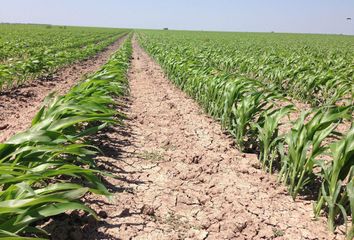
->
[[82, 37, 344, 239]]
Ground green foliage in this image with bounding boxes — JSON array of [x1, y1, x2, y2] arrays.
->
[[278, 107, 350, 199], [138, 30, 354, 107], [254, 105, 294, 173], [0, 24, 130, 89], [315, 124, 354, 233], [137, 30, 353, 236], [0, 36, 132, 238]]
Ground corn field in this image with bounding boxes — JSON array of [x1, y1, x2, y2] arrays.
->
[[0, 24, 353, 239], [0, 24, 128, 89], [137, 30, 354, 238]]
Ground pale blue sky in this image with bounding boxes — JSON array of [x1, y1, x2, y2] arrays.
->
[[0, 0, 353, 34]]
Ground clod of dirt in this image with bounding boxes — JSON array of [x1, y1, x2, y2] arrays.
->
[[251, 162, 262, 169], [119, 208, 130, 217], [98, 210, 108, 219], [191, 155, 202, 164], [168, 102, 176, 109], [162, 139, 170, 147], [234, 220, 248, 232], [0, 124, 9, 130], [186, 229, 209, 240], [141, 204, 155, 216]]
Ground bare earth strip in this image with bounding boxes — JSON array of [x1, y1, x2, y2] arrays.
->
[[84, 39, 345, 240], [0, 35, 127, 142]]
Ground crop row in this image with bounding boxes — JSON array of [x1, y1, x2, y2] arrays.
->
[[139, 31, 354, 107], [0, 24, 129, 89], [0, 35, 132, 239], [137, 31, 353, 238], [0, 25, 125, 61]]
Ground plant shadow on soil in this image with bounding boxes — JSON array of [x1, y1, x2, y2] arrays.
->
[[41, 211, 146, 240], [241, 132, 323, 202], [0, 71, 69, 100], [40, 98, 149, 240]]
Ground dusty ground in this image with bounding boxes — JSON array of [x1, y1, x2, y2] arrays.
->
[[0, 35, 126, 142], [81, 39, 345, 240]]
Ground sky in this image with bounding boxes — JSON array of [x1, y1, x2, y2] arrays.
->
[[0, 0, 353, 35]]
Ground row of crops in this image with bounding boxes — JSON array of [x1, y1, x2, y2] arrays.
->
[[139, 31, 354, 107], [137, 30, 354, 238], [0, 24, 129, 89], [0, 35, 132, 239]]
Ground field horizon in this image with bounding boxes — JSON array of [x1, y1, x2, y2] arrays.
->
[[0, 19, 353, 240]]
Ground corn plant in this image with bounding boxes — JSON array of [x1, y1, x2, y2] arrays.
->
[[347, 178, 354, 240], [314, 124, 354, 234], [253, 105, 294, 173], [278, 106, 350, 199], [0, 36, 132, 239], [230, 89, 290, 152]]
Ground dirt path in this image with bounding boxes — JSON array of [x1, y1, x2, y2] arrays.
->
[[80, 39, 347, 240], [0, 35, 127, 142]]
